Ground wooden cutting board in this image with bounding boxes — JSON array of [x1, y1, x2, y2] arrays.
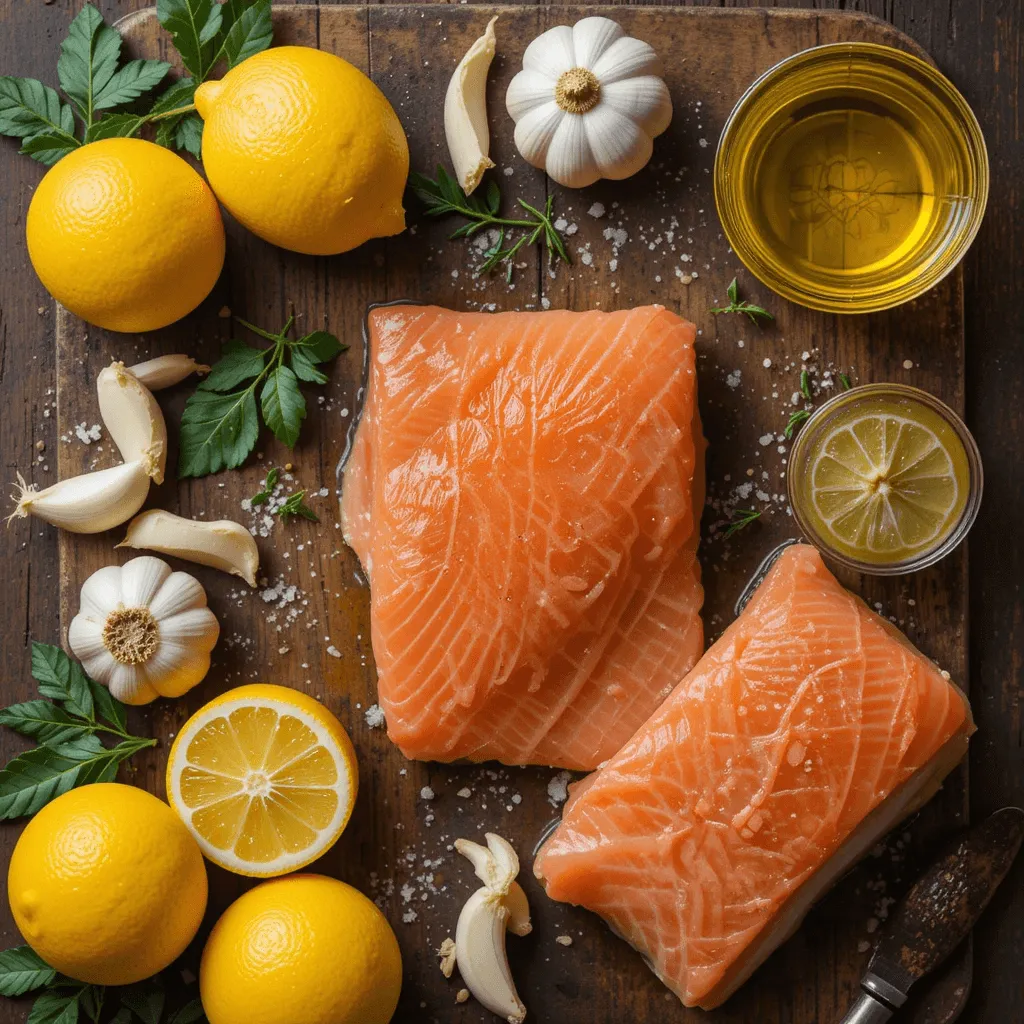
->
[[51, 6, 971, 1022]]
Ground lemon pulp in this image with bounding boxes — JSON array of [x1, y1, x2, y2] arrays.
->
[[791, 389, 974, 566], [167, 685, 357, 877]]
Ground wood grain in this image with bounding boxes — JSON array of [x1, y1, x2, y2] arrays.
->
[[0, 3, 1019, 1024]]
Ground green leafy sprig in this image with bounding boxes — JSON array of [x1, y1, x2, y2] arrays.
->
[[0, 954, 206, 1024], [409, 167, 571, 282], [0, 643, 155, 820], [0, 1, 271, 164], [249, 466, 279, 507], [722, 507, 761, 539], [275, 490, 319, 523], [710, 278, 775, 326], [783, 408, 811, 440], [178, 317, 346, 478]]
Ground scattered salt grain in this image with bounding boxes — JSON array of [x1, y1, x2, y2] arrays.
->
[[326, 645, 342, 659], [587, 202, 606, 218], [365, 704, 386, 728], [420, 786, 435, 801], [456, 989, 470, 1004], [903, 359, 914, 369], [762, 358, 772, 369], [456, 787, 472, 798], [74, 423, 102, 444], [547, 771, 573, 806], [555, 935, 573, 946], [726, 370, 742, 389]]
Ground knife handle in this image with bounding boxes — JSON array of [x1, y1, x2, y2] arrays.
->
[[838, 992, 894, 1024]]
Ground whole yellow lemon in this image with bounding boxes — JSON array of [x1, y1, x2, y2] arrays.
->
[[194, 46, 409, 255], [25, 138, 225, 332], [7, 783, 208, 985], [200, 874, 402, 1024]]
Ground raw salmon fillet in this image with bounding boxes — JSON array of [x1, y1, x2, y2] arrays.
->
[[535, 544, 973, 1008], [342, 304, 704, 769]]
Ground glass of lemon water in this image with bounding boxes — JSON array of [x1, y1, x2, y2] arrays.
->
[[787, 384, 982, 573]]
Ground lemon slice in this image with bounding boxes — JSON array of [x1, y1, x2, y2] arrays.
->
[[809, 413, 964, 559], [167, 684, 358, 878]]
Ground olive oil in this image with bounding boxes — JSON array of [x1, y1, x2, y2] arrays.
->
[[716, 44, 988, 314], [788, 385, 982, 574]]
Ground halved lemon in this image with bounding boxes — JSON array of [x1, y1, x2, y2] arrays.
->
[[809, 411, 966, 560], [167, 684, 358, 878]]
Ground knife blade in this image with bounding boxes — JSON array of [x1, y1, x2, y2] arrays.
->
[[838, 806, 1024, 1024]]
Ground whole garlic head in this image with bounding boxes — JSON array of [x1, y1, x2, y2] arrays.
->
[[68, 556, 219, 706], [506, 16, 673, 189]]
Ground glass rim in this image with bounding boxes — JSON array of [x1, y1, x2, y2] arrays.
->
[[714, 41, 990, 315], [786, 383, 984, 575]]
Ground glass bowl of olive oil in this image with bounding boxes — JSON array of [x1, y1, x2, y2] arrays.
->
[[787, 384, 982, 574], [715, 43, 988, 314]]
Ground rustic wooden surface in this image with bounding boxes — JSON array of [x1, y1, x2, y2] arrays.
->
[[0, 2, 1019, 1024]]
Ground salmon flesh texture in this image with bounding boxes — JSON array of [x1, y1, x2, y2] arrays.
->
[[341, 304, 704, 769], [534, 543, 973, 1008]]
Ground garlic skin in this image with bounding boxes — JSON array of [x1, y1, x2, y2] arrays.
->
[[506, 16, 672, 189], [445, 16, 498, 195], [118, 509, 259, 587], [68, 555, 219, 706], [97, 362, 167, 484], [128, 354, 210, 391], [8, 462, 150, 534]]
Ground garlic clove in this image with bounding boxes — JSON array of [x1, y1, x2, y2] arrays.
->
[[592, 35, 663, 83], [8, 462, 151, 534], [510, 100, 564, 173], [485, 832, 521, 886], [600, 76, 673, 137], [103, 660, 160, 706], [523, 23, 574, 79], [147, 571, 210, 620], [141, 639, 215, 699], [117, 553, 173, 608], [583, 105, 652, 181], [570, 15, 623, 70], [96, 363, 168, 484], [546, 113, 599, 189], [505, 881, 533, 938], [506, 71, 559, 122], [118, 509, 260, 587], [128, 355, 210, 391], [79, 564, 125, 620], [455, 888, 527, 1023], [444, 15, 498, 195]]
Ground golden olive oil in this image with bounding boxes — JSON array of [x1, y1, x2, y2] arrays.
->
[[716, 45, 988, 314]]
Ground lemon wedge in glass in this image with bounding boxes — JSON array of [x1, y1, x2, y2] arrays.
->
[[788, 385, 981, 572], [167, 684, 358, 878]]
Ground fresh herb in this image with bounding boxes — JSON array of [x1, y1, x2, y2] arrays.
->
[[178, 317, 346, 478], [0, 958, 206, 1024], [409, 167, 571, 281], [800, 369, 812, 401], [250, 466, 280, 507], [723, 507, 761, 539], [0, 644, 155, 820], [0, 1, 271, 165], [784, 409, 811, 440], [710, 278, 775, 326], [275, 490, 318, 523], [838, 372, 852, 390]]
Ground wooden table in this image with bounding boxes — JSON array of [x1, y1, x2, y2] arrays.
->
[[0, 2, 1020, 1023]]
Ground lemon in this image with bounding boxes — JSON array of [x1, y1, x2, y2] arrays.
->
[[201, 874, 402, 1024], [194, 45, 409, 255], [167, 684, 358, 877], [25, 138, 225, 332], [810, 410, 965, 559], [7, 783, 207, 985]]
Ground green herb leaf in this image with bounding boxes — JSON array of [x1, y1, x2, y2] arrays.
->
[[147, 76, 198, 115], [18, 133, 79, 165], [0, 741, 122, 820], [88, 679, 128, 733], [800, 369, 812, 401], [0, 946, 57, 998], [727, 278, 739, 304], [174, 113, 203, 156], [31, 643, 94, 721], [250, 466, 279, 507], [275, 490, 318, 523], [723, 507, 761, 539], [0, 701, 89, 746], [109, 1011, 134, 1024], [710, 277, 775, 326], [839, 372, 852, 390], [84, 112, 144, 143], [294, 330, 345, 363], [156, 0, 223, 80], [27, 990, 80, 1024], [261, 366, 305, 447], [179, 388, 261, 477], [94, 60, 170, 111], [57, 5, 120, 123], [784, 408, 811, 440], [120, 982, 166, 1024], [200, 341, 268, 392], [290, 349, 328, 385], [168, 999, 207, 1024], [219, 0, 273, 69], [0, 77, 77, 148]]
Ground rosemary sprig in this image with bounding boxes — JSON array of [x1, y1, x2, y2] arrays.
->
[[800, 369, 812, 401], [409, 167, 571, 280], [838, 372, 852, 390], [723, 507, 762, 538], [784, 409, 811, 439], [710, 278, 775, 326]]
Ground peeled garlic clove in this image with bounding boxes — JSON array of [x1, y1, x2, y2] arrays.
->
[[438, 937, 457, 978], [128, 354, 210, 391], [455, 888, 527, 1023], [118, 508, 259, 587], [8, 462, 150, 534], [444, 15, 498, 195], [97, 362, 167, 484], [505, 881, 532, 938]]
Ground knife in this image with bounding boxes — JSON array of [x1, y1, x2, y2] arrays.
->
[[839, 806, 1024, 1024]]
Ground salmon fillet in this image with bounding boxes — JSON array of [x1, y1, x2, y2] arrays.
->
[[341, 304, 704, 769], [534, 543, 973, 1007]]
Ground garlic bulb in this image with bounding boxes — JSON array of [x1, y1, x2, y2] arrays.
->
[[68, 555, 219, 705], [506, 16, 673, 188]]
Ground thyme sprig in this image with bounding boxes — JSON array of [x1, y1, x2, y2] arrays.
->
[[710, 278, 775, 326], [723, 507, 762, 539]]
